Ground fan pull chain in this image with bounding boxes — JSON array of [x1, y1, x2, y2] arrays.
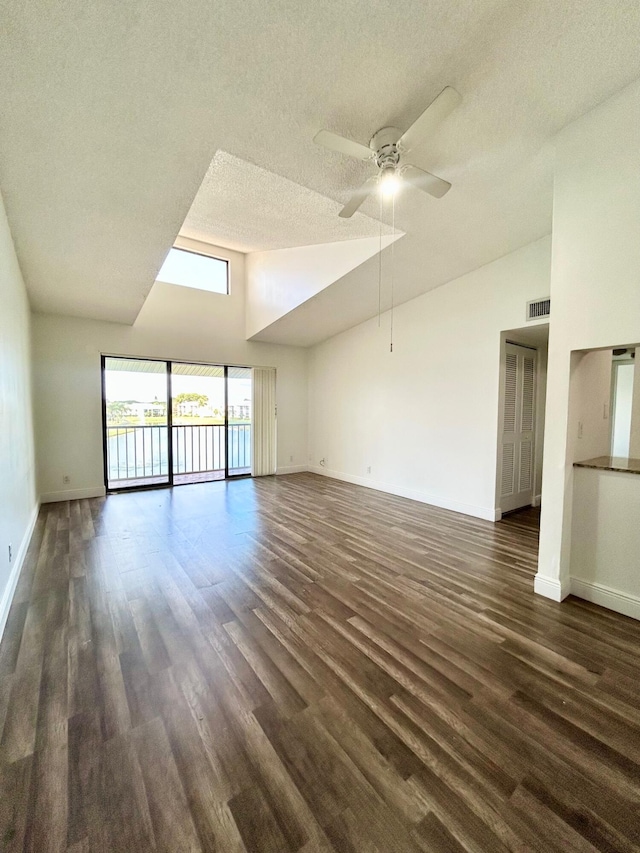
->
[[378, 190, 383, 328], [390, 194, 395, 353]]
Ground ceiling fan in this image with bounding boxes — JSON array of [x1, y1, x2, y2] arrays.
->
[[314, 86, 461, 218]]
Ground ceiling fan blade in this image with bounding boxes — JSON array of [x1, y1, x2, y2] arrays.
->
[[339, 177, 378, 218], [398, 86, 462, 153], [314, 130, 372, 161], [402, 164, 451, 199]]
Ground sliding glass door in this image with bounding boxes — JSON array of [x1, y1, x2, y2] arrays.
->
[[171, 362, 226, 484], [227, 367, 252, 476], [102, 357, 252, 491], [103, 357, 170, 490]]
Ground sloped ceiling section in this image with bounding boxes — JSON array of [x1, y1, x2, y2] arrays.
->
[[2, 1, 640, 326], [177, 150, 404, 341], [180, 151, 394, 253], [245, 233, 403, 340]]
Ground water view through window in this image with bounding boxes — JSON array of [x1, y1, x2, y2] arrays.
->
[[103, 357, 251, 490]]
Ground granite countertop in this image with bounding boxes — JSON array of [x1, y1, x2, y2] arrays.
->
[[574, 456, 640, 475]]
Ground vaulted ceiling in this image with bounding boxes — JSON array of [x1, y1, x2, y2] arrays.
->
[[1, 1, 640, 329]]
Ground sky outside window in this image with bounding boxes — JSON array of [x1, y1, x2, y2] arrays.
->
[[105, 369, 250, 407], [105, 370, 167, 403], [156, 248, 229, 294]]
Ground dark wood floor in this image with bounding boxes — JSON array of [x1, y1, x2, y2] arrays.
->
[[1, 473, 640, 852]]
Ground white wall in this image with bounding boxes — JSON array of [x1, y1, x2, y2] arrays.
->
[[308, 236, 551, 520], [536, 77, 640, 601], [0, 189, 37, 636], [245, 235, 399, 339], [33, 240, 308, 502], [571, 468, 640, 620], [567, 350, 638, 619]]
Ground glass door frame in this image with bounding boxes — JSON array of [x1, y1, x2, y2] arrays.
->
[[101, 355, 252, 492], [223, 364, 230, 479], [167, 359, 174, 484]]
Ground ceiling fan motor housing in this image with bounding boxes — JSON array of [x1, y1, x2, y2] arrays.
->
[[370, 127, 402, 171]]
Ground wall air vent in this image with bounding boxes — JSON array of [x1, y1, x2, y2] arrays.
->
[[526, 297, 550, 321]]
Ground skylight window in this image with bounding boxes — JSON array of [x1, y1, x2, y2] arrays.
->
[[156, 247, 229, 294]]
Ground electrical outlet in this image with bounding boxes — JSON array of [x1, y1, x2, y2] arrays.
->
[[63, 475, 70, 484], [367, 466, 371, 474], [289, 455, 293, 463], [577, 421, 583, 439], [8, 544, 12, 564]]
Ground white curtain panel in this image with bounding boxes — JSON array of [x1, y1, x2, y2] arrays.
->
[[251, 367, 277, 476]]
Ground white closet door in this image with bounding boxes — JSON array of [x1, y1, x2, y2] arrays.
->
[[499, 343, 536, 513]]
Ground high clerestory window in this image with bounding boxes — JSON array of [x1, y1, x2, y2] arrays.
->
[[156, 247, 229, 294]]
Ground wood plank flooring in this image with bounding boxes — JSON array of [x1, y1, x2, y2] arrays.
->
[[1, 472, 640, 852]]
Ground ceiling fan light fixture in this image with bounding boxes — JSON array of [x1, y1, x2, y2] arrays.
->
[[380, 167, 400, 198]]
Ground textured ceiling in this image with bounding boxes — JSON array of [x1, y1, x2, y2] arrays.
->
[[181, 151, 392, 253], [1, 1, 640, 326]]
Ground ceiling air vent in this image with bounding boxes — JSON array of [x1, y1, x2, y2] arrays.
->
[[526, 297, 550, 321]]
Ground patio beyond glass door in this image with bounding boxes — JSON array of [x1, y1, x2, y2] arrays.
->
[[102, 357, 252, 491]]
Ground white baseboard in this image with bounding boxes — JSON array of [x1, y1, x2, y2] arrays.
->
[[532, 494, 542, 508], [533, 573, 569, 602], [570, 577, 640, 621], [41, 486, 106, 504], [0, 501, 39, 643], [308, 465, 497, 522], [276, 465, 308, 475]]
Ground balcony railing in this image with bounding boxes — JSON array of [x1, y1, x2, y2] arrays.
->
[[106, 423, 251, 485]]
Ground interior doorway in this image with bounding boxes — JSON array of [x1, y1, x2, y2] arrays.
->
[[102, 356, 252, 491], [610, 351, 635, 457], [496, 324, 549, 517]]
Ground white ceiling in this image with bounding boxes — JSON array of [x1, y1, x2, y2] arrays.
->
[[1, 1, 640, 328], [180, 150, 392, 253]]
